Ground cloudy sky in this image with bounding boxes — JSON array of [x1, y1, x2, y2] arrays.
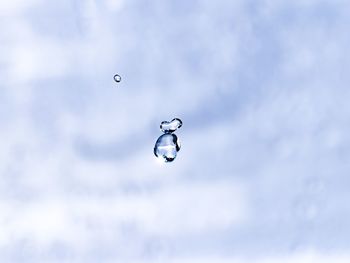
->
[[1, 0, 350, 262]]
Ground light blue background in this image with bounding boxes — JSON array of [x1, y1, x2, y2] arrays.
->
[[0, 0, 350, 262]]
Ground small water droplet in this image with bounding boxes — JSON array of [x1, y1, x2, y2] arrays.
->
[[114, 74, 121, 83], [154, 134, 181, 162], [160, 118, 182, 133]]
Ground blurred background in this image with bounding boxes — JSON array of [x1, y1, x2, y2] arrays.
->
[[0, 0, 350, 262]]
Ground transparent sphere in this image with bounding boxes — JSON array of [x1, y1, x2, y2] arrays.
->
[[154, 134, 181, 162], [114, 74, 121, 82]]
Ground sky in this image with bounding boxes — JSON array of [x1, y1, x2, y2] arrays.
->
[[0, 0, 350, 262]]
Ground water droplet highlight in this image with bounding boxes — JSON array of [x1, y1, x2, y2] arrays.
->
[[160, 118, 182, 133], [154, 118, 182, 163], [114, 74, 121, 83]]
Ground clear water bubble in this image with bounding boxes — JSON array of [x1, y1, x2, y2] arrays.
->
[[114, 74, 121, 83], [154, 134, 181, 162], [160, 118, 182, 133]]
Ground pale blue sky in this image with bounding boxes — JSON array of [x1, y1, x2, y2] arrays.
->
[[0, 0, 350, 262]]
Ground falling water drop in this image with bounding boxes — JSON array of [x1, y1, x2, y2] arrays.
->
[[154, 118, 182, 163], [154, 134, 181, 162], [114, 74, 121, 83], [160, 118, 182, 133]]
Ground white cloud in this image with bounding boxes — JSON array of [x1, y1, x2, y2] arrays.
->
[[0, 0, 42, 15]]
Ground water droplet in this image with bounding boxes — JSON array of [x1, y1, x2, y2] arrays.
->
[[114, 74, 121, 83], [160, 118, 182, 133], [154, 134, 181, 162], [154, 118, 183, 163]]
